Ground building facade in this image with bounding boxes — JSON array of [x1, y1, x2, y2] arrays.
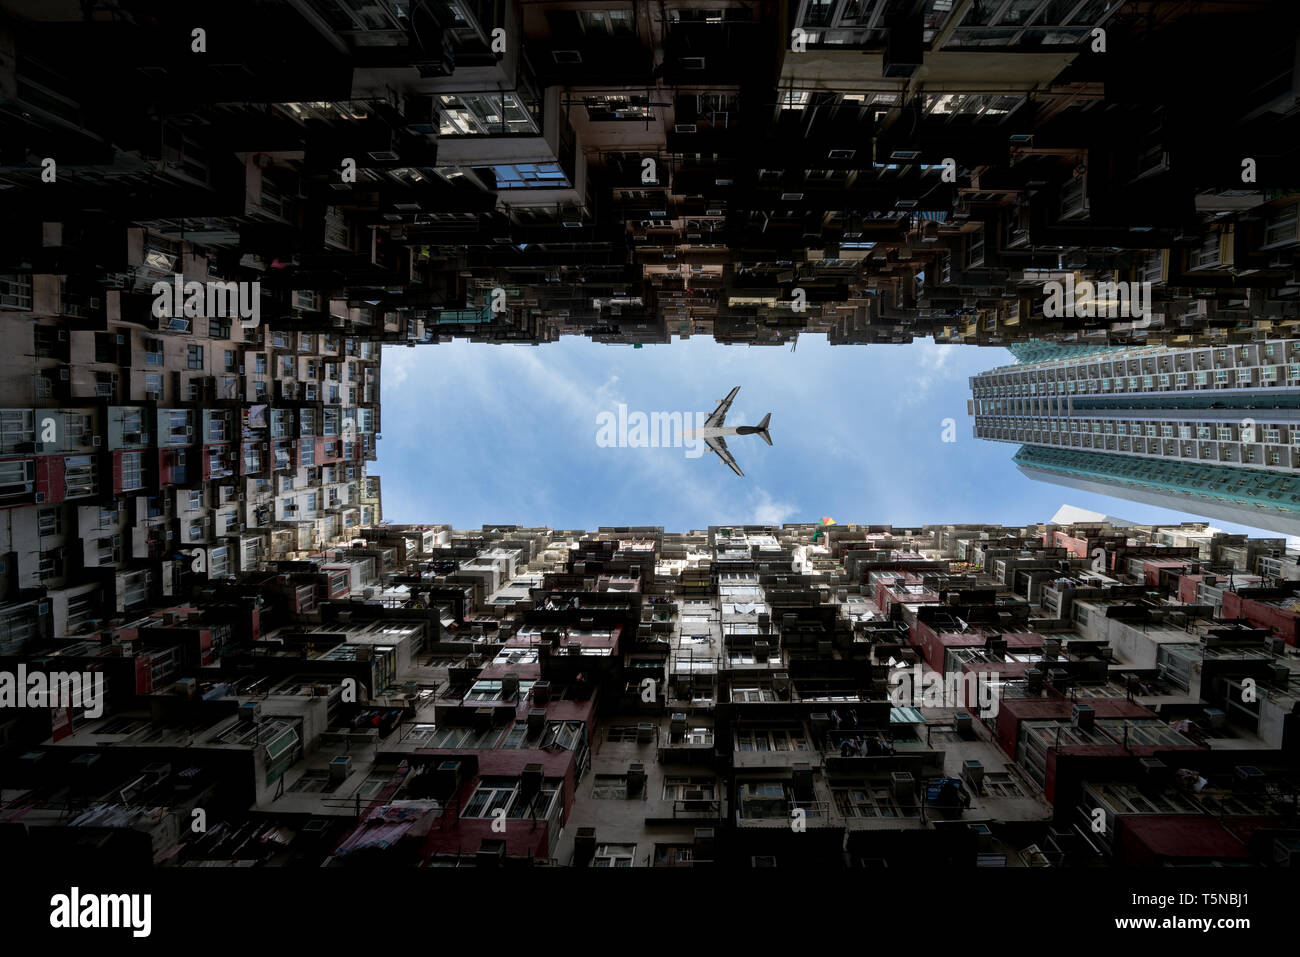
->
[[970, 338, 1300, 534], [1, 0, 1300, 352], [1, 0, 1299, 871], [2, 516, 1299, 868]]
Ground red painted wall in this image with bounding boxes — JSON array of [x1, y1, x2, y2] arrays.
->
[[1221, 591, 1298, 645]]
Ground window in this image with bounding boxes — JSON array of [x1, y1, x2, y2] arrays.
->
[[591, 775, 627, 800], [981, 772, 1025, 798], [0, 410, 34, 453], [606, 725, 640, 743], [578, 9, 633, 35], [34, 325, 60, 358], [1, 274, 34, 310], [144, 338, 164, 366], [187, 344, 204, 369], [498, 721, 530, 749], [731, 684, 776, 703], [738, 781, 789, 819], [0, 459, 35, 499], [653, 844, 697, 867], [485, 163, 569, 190], [662, 777, 716, 800], [208, 318, 230, 339], [591, 843, 636, 867], [462, 776, 558, 819], [120, 452, 144, 491], [736, 727, 808, 751], [438, 93, 538, 136], [540, 720, 585, 750], [584, 95, 654, 122], [121, 569, 151, 609], [832, 784, 912, 818], [288, 769, 336, 794], [64, 455, 98, 498], [38, 507, 61, 537]]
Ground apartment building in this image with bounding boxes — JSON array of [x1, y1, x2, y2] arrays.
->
[[2, 1, 1300, 353], [970, 338, 1300, 534], [3, 516, 1298, 868], [0, 0, 1298, 874]]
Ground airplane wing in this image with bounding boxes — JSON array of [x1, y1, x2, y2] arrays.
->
[[706, 436, 744, 477], [705, 386, 741, 428]]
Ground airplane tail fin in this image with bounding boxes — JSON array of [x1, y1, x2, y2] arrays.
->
[[757, 413, 773, 446]]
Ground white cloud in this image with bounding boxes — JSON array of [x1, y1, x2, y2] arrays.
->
[[750, 487, 800, 525], [896, 342, 963, 406]]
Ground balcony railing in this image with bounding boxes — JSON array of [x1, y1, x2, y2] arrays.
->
[[736, 800, 830, 826]]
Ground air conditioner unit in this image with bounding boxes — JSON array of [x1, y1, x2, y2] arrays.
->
[[432, 760, 462, 799], [953, 712, 973, 734], [329, 755, 352, 783], [527, 707, 547, 735], [238, 701, 262, 723], [636, 722, 654, 743], [670, 713, 687, 734], [1072, 703, 1095, 731], [1060, 175, 1089, 220], [574, 827, 597, 865], [501, 672, 519, 697], [675, 124, 697, 133], [693, 828, 715, 860], [520, 762, 543, 796], [890, 771, 915, 804], [1233, 764, 1265, 792], [626, 763, 646, 796]]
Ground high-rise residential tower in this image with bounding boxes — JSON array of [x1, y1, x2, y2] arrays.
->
[[970, 339, 1300, 534]]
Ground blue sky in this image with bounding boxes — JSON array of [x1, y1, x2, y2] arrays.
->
[[376, 336, 1289, 538]]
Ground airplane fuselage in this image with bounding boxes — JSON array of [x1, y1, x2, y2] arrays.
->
[[684, 425, 747, 440]]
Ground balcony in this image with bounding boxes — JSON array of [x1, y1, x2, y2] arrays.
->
[[735, 799, 831, 828]]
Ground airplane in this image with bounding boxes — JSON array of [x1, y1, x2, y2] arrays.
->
[[683, 386, 772, 477]]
